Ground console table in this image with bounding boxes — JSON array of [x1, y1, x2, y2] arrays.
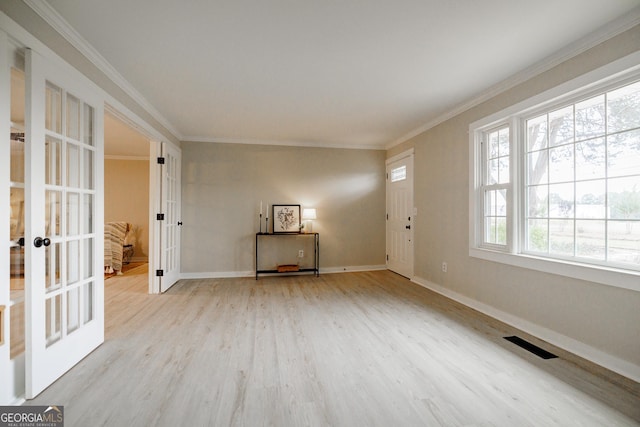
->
[[255, 233, 319, 279]]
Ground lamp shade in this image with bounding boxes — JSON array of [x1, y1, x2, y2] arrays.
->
[[302, 208, 317, 220]]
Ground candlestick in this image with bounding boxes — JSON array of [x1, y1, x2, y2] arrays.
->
[[259, 213, 263, 233]]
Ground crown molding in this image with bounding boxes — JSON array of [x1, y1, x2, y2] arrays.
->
[[386, 7, 640, 150], [182, 135, 385, 151], [24, 0, 183, 141]]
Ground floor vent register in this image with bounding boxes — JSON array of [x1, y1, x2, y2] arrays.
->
[[504, 336, 558, 360]]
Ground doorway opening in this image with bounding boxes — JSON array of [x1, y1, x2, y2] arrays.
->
[[103, 110, 151, 284]]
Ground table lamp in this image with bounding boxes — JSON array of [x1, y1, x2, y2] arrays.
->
[[302, 208, 317, 233]]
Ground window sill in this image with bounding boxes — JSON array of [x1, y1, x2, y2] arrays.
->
[[469, 247, 640, 292]]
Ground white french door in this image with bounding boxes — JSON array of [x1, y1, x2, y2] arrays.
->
[[24, 48, 104, 398], [386, 152, 414, 279], [159, 142, 181, 292]]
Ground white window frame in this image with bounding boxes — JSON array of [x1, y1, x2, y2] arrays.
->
[[470, 50, 640, 292], [477, 123, 514, 252]]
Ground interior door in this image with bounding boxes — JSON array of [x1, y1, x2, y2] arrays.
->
[[159, 142, 181, 292], [386, 153, 414, 278], [25, 48, 104, 398]]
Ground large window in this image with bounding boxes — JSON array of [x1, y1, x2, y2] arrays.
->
[[525, 82, 640, 267], [470, 56, 640, 289]]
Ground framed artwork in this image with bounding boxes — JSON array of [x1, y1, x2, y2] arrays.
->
[[272, 204, 301, 233]]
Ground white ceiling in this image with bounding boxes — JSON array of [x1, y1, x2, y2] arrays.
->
[[41, 0, 640, 149]]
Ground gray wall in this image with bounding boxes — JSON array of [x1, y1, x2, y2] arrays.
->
[[181, 142, 386, 274], [390, 25, 640, 375]]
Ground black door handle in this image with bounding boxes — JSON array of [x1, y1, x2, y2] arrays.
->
[[34, 237, 51, 248], [405, 225, 411, 230], [177, 221, 183, 226]]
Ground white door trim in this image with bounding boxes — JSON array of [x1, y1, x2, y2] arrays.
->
[[386, 148, 414, 164]]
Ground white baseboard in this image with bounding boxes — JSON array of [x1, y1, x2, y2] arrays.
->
[[180, 271, 254, 279], [180, 265, 387, 280], [321, 265, 387, 274], [412, 276, 640, 383]]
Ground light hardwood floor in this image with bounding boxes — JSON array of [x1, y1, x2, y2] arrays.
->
[[26, 267, 640, 426]]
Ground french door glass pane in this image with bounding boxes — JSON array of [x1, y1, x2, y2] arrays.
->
[[45, 242, 61, 292], [83, 148, 94, 189], [83, 104, 94, 146], [82, 282, 93, 325], [83, 238, 94, 279], [45, 83, 62, 133], [45, 294, 61, 346], [45, 190, 61, 237], [45, 136, 62, 186], [10, 139, 25, 183], [66, 95, 81, 141], [67, 240, 80, 285], [9, 188, 24, 241], [67, 192, 80, 236], [67, 143, 80, 188], [83, 194, 93, 233], [67, 287, 80, 334], [10, 301, 25, 360]]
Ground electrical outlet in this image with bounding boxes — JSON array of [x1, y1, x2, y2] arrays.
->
[[442, 262, 448, 273], [298, 250, 304, 258]]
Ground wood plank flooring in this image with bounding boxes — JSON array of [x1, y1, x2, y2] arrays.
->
[[25, 268, 640, 426]]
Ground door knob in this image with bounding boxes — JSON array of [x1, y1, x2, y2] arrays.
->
[[34, 237, 51, 248], [405, 225, 411, 230], [177, 221, 183, 226]]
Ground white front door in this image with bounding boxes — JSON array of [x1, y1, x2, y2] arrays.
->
[[159, 142, 181, 292], [24, 48, 104, 398], [386, 152, 414, 278]]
